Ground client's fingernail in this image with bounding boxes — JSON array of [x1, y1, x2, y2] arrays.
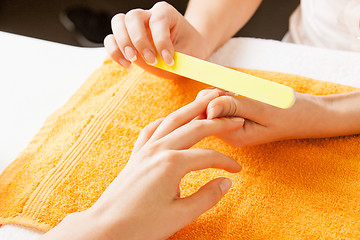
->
[[124, 46, 137, 62], [161, 49, 174, 66], [143, 49, 157, 65], [231, 117, 244, 123], [219, 178, 232, 194]]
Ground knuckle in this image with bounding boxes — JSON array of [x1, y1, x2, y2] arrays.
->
[[163, 150, 180, 163], [228, 97, 239, 116], [213, 96, 236, 116], [165, 113, 182, 125], [141, 144, 159, 159], [149, 12, 169, 25], [152, 1, 171, 11], [130, 36, 148, 48], [116, 36, 131, 48], [153, 38, 171, 49], [126, 8, 144, 19], [111, 13, 125, 26], [153, 150, 181, 170], [190, 120, 205, 132], [139, 125, 152, 138]]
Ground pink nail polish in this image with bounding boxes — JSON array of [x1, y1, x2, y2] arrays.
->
[[143, 49, 157, 65], [124, 46, 137, 62]]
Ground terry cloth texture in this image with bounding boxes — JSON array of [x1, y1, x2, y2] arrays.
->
[[0, 59, 360, 239]]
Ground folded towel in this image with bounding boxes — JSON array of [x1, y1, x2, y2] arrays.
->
[[209, 37, 360, 88], [0, 60, 359, 239]]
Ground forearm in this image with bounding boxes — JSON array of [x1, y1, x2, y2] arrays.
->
[[292, 91, 360, 139], [320, 90, 360, 136], [38, 211, 110, 240], [185, 0, 262, 58]]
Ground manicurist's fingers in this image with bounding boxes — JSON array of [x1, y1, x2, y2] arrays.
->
[[178, 148, 241, 174], [104, 34, 131, 69], [175, 177, 232, 225], [149, 2, 177, 66], [111, 13, 137, 62], [147, 90, 221, 143], [124, 9, 157, 65], [132, 118, 164, 154], [157, 117, 244, 150]]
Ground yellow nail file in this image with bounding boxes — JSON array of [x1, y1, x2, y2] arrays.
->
[[151, 51, 296, 109]]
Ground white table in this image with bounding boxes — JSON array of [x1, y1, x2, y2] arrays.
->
[[1, 31, 359, 239]]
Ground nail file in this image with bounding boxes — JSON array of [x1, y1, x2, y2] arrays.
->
[[150, 51, 296, 109]]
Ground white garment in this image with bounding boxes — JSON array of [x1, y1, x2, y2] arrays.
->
[[286, 0, 360, 52]]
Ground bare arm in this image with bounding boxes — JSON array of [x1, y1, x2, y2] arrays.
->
[[105, 1, 262, 70], [185, 0, 262, 58], [321, 90, 360, 137]]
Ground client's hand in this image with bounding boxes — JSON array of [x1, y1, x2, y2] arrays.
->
[[200, 89, 350, 146], [104, 1, 209, 76], [40, 90, 244, 240]]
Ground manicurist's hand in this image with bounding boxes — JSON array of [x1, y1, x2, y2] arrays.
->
[[104, 1, 209, 72], [39, 90, 244, 240], [202, 89, 360, 146]]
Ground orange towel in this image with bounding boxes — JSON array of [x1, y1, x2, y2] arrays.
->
[[0, 59, 359, 239]]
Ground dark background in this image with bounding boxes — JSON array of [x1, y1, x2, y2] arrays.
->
[[0, 0, 300, 47]]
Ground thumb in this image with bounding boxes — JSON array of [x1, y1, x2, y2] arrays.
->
[[206, 95, 270, 124], [176, 178, 232, 224]]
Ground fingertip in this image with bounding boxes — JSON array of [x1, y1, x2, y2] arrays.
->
[[232, 162, 243, 173], [119, 58, 132, 69], [219, 178, 232, 194], [143, 48, 157, 65], [103, 34, 112, 46], [205, 89, 220, 101], [161, 49, 174, 66], [224, 155, 242, 173], [124, 46, 137, 62], [207, 104, 223, 119]]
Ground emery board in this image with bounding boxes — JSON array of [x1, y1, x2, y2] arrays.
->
[[151, 51, 296, 109]]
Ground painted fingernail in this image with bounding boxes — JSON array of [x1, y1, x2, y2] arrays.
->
[[124, 46, 137, 62], [143, 48, 157, 65], [119, 58, 131, 69], [161, 49, 174, 66], [219, 178, 232, 194]]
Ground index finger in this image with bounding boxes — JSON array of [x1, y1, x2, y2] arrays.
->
[[147, 90, 221, 144]]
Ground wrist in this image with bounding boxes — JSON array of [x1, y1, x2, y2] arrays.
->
[[39, 212, 93, 240], [284, 93, 334, 139], [290, 92, 360, 139], [319, 91, 360, 136], [39, 210, 119, 240]]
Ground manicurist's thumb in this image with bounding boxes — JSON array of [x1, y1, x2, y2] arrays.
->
[[178, 177, 232, 224]]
